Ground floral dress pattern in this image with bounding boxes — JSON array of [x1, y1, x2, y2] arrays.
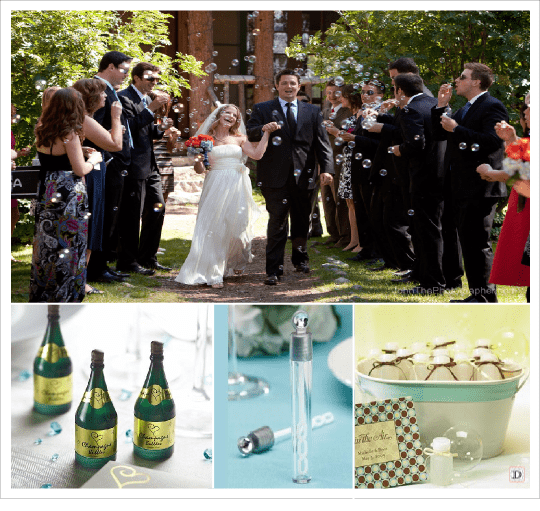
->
[[337, 115, 357, 200], [29, 152, 88, 302]]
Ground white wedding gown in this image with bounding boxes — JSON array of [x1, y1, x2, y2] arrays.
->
[[175, 144, 261, 286]]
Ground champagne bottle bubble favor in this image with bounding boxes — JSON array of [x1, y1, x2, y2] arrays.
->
[[33, 305, 73, 415], [134, 341, 176, 460], [75, 350, 117, 468]]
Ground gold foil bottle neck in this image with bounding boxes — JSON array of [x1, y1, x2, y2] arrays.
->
[[81, 388, 112, 409], [36, 344, 69, 364], [138, 385, 172, 405]]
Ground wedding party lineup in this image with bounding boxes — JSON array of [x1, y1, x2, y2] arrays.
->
[[6, 5, 535, 503]]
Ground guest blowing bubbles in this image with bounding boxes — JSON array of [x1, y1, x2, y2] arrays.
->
[[72, 78, 123, 295], [30, 88, 102, 302]]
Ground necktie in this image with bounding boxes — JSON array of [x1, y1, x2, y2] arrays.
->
[[458, 101, 472, 123], [286, 102, 297, 135]]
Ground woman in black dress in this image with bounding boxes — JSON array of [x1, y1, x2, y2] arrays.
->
[[29, 88, 102, 302]]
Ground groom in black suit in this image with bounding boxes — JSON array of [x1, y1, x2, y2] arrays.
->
[[247, 69, 334, 285], [432, 62, 508, 302]]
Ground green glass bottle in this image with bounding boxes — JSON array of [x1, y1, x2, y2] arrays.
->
[[75, 350, 117, 468], [133, 341, 176, 460], [33, 305, 72, 415]]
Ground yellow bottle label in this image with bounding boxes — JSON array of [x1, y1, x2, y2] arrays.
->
[[34, 373, 72, 406], [138, 385, 173, 405], [75, 424, 117, 459], [36, 343, 69, 364], [81, 388, 112, 409], [134, 417, 175, 450]]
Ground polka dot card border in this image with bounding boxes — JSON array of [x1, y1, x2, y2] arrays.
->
[[354, 396, 428, 488]]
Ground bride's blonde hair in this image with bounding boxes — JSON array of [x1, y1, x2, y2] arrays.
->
[[208, 105, 242, 136]]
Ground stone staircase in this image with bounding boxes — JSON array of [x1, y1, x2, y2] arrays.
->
[[166, 156, 205, 205]]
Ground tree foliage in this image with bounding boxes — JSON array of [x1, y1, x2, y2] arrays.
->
[[11, 10, 205, 156], [288, 10, 529, 124]]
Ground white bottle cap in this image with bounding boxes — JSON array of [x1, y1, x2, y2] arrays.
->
[[384, 342, 399, 352], [431, 437, 451, 452], [475, 338, 491, 348], [454, 352, 470, 363], [479, 352, 499, 363], [432, 348, 450, 357], [472, 347, 490, 359], [413, 353, 429, 363], [433, 355, 451, 365], [367, 348, 383, 358], [378, 353, 397, 363], [397, 348, 412, 357], [432, 336, 448, 348]]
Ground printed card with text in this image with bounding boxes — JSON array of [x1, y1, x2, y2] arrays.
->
[[354, 396, 427, 488]]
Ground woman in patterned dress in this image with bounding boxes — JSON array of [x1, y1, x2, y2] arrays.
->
[[29, 88, 103, 302], [325, 85, 363, 252]]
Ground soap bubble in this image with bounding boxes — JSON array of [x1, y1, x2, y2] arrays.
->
[[348, 141, 356, 148], [459, 142, 467, 150], [439, 57, 445, 63], [231, 59, 239, 67], [272, 136, 282, 146], [121, 169, 128, 177], [407, 209, 415, 216], [35, 79, 47, 91], [379, 169, 387, 176], [246, 109, 252, 115], [414, 135, 421, 141], [257, 182, 262, 187], [443, 425, 483, 474], [293, 169, 301, 177], [335, 154, 344, 165], [213, 51, 218, 57], [253, 29, 260, 36], [354, 153, 363, 160], [334, 76, 345, 86], [335, 137, 343, 146], [282, 199, 288, 204], [205, 63, 218, 73], [12, 114, 21, 124], [252, 10, 259, 16], [362, 159, 372, 169], [471, 143, 480, 152], [387, 146, 394, 154], [247, 55, 256, 64]]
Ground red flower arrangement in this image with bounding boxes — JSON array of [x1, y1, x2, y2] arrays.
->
[[186, 134, 214, 169], [505, 137, 530, 162]]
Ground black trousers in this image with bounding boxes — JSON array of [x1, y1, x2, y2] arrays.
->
[[410, 192, 445, 289], [87, 160, 126, 278], [261, 174, 311, 276], [117, 169, 165, 269], [370, 181, 415, 271], [454, 196, 499, 301], [320, 163, 350, 243]]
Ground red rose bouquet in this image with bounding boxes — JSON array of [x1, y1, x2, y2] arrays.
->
[[186, 134, 214, 170], [503, 137, 530, 186]]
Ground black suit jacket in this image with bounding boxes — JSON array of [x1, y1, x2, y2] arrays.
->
[[431, 92, 508, 199], [91, 78, 131, 167], [246, 98, 334, 189], [118, 84, 163, 180], [397, 94, 446, 195]]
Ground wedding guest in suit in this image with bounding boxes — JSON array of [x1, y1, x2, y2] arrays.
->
[[388, 57, 434, 97], [297, 91, 324, 239], [390, 74, 446, 295], [116, 62, 179, 274], [321, 81, 351, 247], [247, 69, 334, 285], [432, 62, 508, 303], [87, 50, 133, 284]]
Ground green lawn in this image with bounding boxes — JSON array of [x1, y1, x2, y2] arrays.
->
[[11, 187, 527, 303]]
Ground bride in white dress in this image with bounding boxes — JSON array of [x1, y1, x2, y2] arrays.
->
[[175, 104, 279, 288]]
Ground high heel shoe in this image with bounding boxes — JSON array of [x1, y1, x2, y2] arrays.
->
[[342, 244, 358, 252]]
